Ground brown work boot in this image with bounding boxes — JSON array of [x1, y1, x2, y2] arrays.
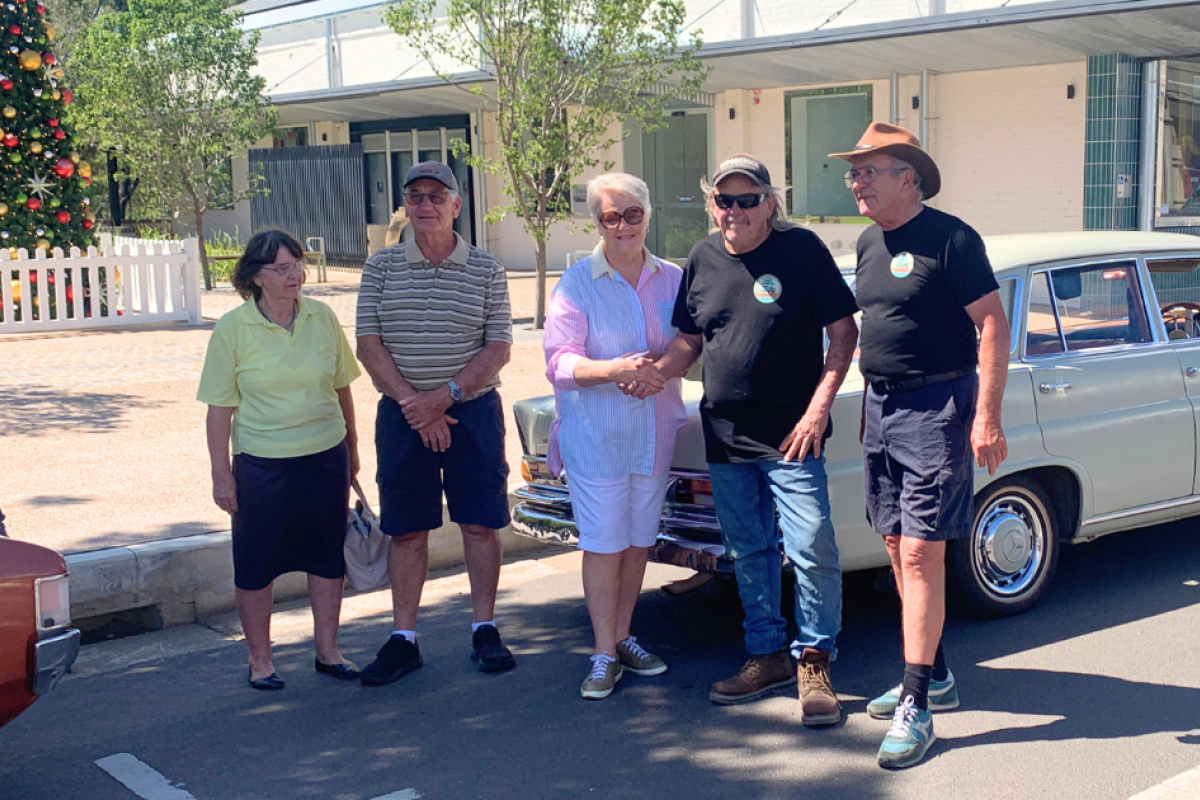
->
[[797, 647, 842, 726], [709, 650, 796, 705]]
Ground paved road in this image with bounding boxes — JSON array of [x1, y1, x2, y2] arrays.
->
[[3, 519, 1200, 800], [0, 271, 558, 554]]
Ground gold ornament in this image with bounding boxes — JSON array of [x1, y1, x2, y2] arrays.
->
[[69, 150, 79, 164], [0, 203, 8, 215], [77, 160, 91, 178], [44, 23, 55, 41], [17, 49, 42, 72], [50, 89, 59, 100], [2, 106, 15, 119], [29, 141, 41, 153], [35, 238, 49, 250]]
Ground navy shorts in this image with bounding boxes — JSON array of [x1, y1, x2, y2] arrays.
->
[[862, 373, 977, 541], [376, 390, 511, 538]]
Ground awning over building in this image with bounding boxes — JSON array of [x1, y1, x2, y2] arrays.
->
[[271, 73, 489, 125]]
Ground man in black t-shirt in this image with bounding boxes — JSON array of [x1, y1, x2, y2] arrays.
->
[[648, 154, 858, 725], [829, 123, 1011, 769]]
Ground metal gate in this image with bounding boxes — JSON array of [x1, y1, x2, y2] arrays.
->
[[248, 144, 367, 267]]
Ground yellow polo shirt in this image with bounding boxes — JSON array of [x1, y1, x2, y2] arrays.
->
[[198, 296, 361, 458]]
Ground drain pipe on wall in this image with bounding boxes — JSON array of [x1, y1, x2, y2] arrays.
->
[[919, 69, 929, 148], [889, 73, 900, 126], [1138, 61, 1160, 232]]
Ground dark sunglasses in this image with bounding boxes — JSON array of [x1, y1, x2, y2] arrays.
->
[[713, 192, 766, 210], [598, 207, 646, 229]]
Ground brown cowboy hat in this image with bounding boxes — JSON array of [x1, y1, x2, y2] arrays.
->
[[828, 122, 941, 199]]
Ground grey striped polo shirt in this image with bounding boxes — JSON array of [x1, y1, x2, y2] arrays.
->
[[356, 234, 512, 399]]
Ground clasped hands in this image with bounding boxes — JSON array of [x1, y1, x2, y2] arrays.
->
[[398, 386, 457, 452], [615, 351, 666, 399]]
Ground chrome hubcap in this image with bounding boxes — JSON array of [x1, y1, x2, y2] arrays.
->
[[974, 493, 1046, 598]]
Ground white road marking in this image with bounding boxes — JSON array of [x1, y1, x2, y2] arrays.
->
[[1130, 761, 1200, 799], [369, 791, 422, 800], [95, 754, 197, 800]]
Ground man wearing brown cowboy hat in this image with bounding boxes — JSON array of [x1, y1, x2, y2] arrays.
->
[[829, 123, 1011, 768]]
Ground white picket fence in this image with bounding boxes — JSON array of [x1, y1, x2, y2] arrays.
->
[[0, 233, 202, 333]]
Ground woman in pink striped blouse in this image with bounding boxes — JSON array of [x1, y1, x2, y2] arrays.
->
[[543, 173, 688, 700]]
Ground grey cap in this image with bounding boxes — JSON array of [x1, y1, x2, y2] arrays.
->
[[403, 161, 459, 193], [711, 154, 771, 188]]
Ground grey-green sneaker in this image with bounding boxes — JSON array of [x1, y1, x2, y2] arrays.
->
[[581, 654, 623, 700], [866, 670, 959, 719], [878, 696, 936, 769], [617, 636, 667, 676]]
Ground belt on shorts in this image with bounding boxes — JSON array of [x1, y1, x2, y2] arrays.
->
[[869, 366, 975, 395]]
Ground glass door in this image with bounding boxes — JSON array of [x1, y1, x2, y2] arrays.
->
[[642, 111, 710, 260]]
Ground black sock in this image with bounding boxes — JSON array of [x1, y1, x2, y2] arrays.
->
[[901, 662, 933, 710], [931, 642, 948, 683]]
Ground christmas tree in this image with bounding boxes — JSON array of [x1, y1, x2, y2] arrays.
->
[[0, 0, 93, 254]]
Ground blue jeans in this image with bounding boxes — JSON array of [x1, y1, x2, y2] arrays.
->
[[709, 456, 841, 659]]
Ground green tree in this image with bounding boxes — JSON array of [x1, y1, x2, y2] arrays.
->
[[386, 0, 708, 328], [0, 0, 95, 254], [69, 0, 276, 289]]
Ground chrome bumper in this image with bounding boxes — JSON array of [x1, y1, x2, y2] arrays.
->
[[34, 629, 80, 696]]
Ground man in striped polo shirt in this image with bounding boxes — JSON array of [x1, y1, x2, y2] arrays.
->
[[356, 162, 516, 685]]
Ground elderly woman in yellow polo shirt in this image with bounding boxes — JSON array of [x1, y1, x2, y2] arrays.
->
[[199, 229, 362, 691]]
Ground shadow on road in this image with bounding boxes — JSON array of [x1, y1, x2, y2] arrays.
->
[[0, 384, 167, 436]]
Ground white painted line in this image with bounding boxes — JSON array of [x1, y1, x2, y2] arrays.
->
[[95, 754, 197, 800], [1130, 762, 1200, 799], [369, 791, 422, 800]]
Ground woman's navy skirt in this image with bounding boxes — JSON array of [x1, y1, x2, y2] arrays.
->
[[231, 439, 350, 591]]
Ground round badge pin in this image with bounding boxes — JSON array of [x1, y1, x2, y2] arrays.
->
[[753, 274, 783, 303], [890, 252, 915, 278]]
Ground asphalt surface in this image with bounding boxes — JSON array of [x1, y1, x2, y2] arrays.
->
[[3, 518, 1200, 800]]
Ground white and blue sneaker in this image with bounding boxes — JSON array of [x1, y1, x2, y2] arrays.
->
[[867, 670, 959, 719], [878, 696, 936, 769]]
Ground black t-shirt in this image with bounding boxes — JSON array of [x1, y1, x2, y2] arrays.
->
[[672, 228, 858, 463], [856, 207, 999, 383]]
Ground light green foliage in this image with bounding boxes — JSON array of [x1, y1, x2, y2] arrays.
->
[[68, 0, 276, 289], [386, 0, 707, 326]]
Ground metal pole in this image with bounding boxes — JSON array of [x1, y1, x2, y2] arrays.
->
[[919, 69, 929, 147], [1138, 60, 1160, 232], [325, 18, 334, 89], [889, 73, 899, 126]]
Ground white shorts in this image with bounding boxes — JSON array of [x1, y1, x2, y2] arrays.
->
[[568, 472, 671, 554]]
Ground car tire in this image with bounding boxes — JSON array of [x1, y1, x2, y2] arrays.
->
[[949, 476, 1060, 618]]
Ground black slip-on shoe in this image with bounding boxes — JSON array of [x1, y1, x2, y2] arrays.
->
[[471, 626, 516, 673], [315, 659, 361, 681], [248, 669, 286, 691], [360, 636, 422, 686]]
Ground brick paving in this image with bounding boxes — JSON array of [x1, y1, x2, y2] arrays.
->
[[0, 269, 559, 554]]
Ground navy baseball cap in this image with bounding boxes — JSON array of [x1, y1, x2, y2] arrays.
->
[[403, 161, 459, 193]]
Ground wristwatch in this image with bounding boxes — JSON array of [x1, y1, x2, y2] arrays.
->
[[447, 380, 465, 403]]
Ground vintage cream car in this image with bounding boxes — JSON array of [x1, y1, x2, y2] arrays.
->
[[510, 231, 1200, 617]]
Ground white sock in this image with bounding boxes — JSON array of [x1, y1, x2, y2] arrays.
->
[[391, 630, 416, 642], [472, 620, 496, 632]]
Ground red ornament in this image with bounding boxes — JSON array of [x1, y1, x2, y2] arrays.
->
[[7, 25, 21, 35], [43, 53, 54, 65], [55, 210, 69, 223], [26, 197, 41, 210], [1, 80, 12, 91], [47, 118, 58, 127], [53, 157, 73, 178], [3, 133, 17, 148], [82, 218, 94, 230], [84, 177, 91, 186], [53, 129, 64, 140], [36, 4, 45, 14], [61, 89, 72, 105]]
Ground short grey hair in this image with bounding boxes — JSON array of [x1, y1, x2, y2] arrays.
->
[[700, 176, 796, 232], [587, 173, 653, 222], [887, 156, 925, 201]]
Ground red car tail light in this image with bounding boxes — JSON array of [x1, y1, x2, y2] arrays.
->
[[35, 574, 70, 631]]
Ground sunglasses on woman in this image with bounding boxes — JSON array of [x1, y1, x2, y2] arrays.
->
[[712, 192, 766, 210], [598, 207, 646, 229]]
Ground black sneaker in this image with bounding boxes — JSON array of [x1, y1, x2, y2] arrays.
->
[[471, 626, 515, 672], [360, 635, 423, 686]]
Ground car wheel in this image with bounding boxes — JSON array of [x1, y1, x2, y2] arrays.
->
[[949, 476, 1060, 618]]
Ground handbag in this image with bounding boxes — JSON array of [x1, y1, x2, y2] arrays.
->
[[344, 479, 390, 591]]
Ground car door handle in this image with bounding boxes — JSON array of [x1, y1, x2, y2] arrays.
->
[[1039, 382, 1072, 393], [1188, 367, 1199, 377]]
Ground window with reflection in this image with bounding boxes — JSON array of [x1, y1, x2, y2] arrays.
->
[[1159, 59, 1200, 222], [1026, 262, 1152, 355]]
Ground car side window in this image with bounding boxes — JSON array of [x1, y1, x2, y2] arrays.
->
[[1147, 257, 1200, 340], [1025, 261, 1152, 356]]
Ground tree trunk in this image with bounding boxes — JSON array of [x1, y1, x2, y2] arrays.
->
[[193, 203, 212, 291], [534, 236, 547, 330], [106, 151, 123, 227]]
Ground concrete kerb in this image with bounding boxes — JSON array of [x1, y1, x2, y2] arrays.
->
[[66, 483, 552, 637]]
